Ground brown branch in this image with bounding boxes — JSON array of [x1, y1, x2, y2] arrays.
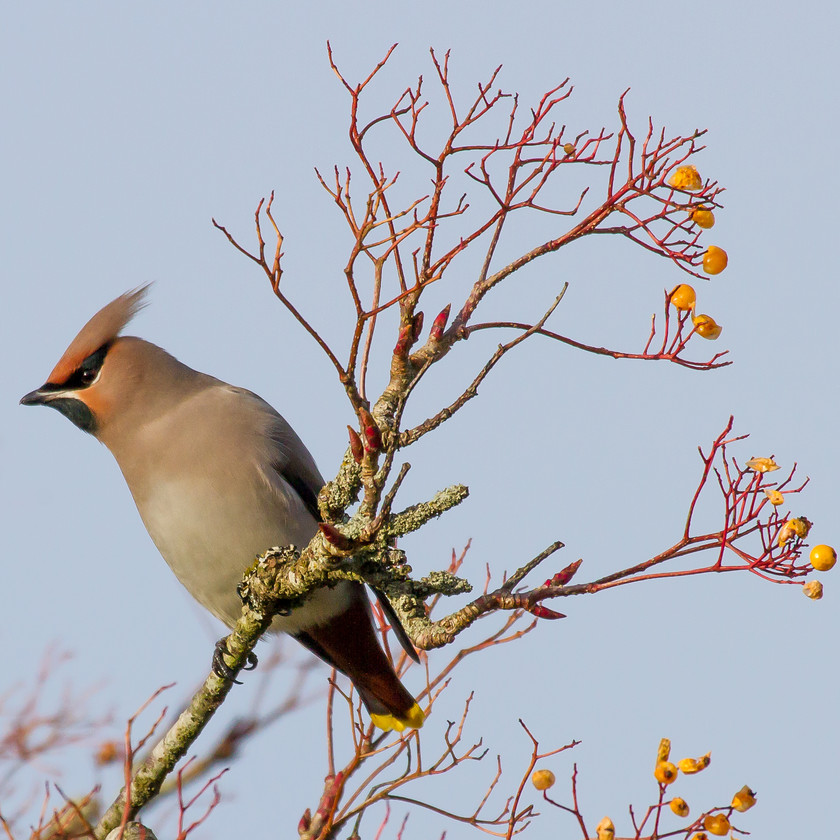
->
[[464, 314, 731, 371], [400, 288, 568, 448]]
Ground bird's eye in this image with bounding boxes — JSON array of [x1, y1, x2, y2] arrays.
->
[[64, 343, 109, 391]]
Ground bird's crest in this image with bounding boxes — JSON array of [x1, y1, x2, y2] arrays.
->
[[47, 285, 150, 384]]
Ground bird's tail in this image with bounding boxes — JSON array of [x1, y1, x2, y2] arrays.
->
[[293, 585, 425, 731], [355, 678, 425, 732]]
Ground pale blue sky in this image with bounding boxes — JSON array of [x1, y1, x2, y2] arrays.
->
[[2, 2, 838, 837]]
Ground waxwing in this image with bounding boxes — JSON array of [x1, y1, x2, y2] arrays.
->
[[21, 287, 424, 732]]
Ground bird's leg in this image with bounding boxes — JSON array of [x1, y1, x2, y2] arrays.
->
[[212, 636, 259, 683]]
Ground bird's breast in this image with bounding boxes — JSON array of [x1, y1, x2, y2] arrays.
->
[[110, 399, 341, 631], [129, 470, 352, 630]]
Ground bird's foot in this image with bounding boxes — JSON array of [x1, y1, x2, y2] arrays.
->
[[212, 636, 259, 684]]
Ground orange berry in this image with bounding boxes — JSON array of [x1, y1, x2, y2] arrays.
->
[[803, 580, 824, 599], [702, 246, 728, 275], [692, 314, 722, 340], [678, 753, 711, 774], [669, 284, 696, 311], [669, 165, 703, 191], [95, 740, 120, 765], [690, 207, 715, 228], [670, 797, 690, 817], [703, 814, 730, 836], [654, 761, 678, 785], [531, 769, 556, 790], [563, 143, 575, 155], [810, 544, 837, 571], [746, 457, 780, 473], [731, 785, 757, 812], [596, 817, 615, 840], [792, 517, 812, 538], [763, 489, 784, 505], [779, 517, 812, 546]]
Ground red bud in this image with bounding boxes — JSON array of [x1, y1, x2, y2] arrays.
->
[[543, 559, 582, 588], [319, 523, 352, 551], [364, 425, 382, 452], [298, 810, 312, 834], [315, 773, 343, 819], [358, 407, 382, 452], [347, 425, 363, 463], [429, 304, 451, 342], [530, 605, 566, 620], [393, 323, 413, 358], [412, 310, 424, 339]]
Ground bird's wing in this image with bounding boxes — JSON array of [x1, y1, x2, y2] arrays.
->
[[371, 590, 421, 663], [257, 403, 326, 523], [248, 391, 420, 662]]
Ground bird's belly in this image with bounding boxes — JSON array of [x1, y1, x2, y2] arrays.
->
[[132, 475, 348, 630]]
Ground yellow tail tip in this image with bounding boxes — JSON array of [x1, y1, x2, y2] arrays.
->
[[370, 702, 425, 732]]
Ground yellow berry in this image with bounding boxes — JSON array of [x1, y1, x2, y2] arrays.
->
[[791, 517, 812, 538], [656, 738, 672, 764], [678, 753, 711, 774], [810, 544, 837, 571], [731, 785, 757, 812], [596, 816, 615, 840], [670, 797, 690, 817], [763, 489, 784, 505], [803, 580, 824, 600], [654, 761, 678, 785], [778, 517, 812, 546], [669, 284, 696, 311], [563, 142, 576, 155], [669, 165, 703, 191], [692, 314, 722, 340], [703, 814, 730, 836], [531, 769, 556, 790], [690, 207, 716, 228], [778, 522, 794, 546], [702, 246, 728, 274], [746, 457, 780, 474]]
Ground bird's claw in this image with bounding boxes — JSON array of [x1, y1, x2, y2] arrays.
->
[[212, 636, 258, 684]]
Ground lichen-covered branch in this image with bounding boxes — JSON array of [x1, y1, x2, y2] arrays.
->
[[93, 610, 273, 839]]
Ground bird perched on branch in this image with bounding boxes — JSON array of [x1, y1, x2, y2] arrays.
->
[[21, 286, 424, 732]]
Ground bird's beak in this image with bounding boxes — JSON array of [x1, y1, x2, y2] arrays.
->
[[20, 385, 97, 433], [20, 387, 51, 407]]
